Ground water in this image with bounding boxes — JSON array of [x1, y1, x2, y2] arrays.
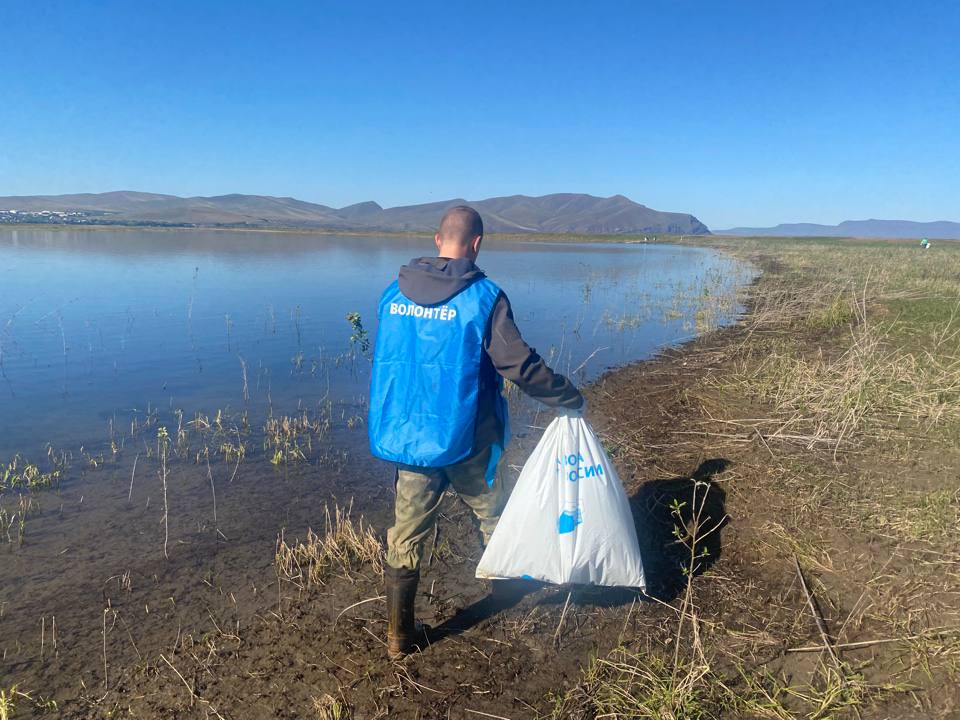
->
[[0, 228, 752, 460]]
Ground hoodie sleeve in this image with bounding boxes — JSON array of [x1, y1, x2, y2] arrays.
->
[[484, 292, 584, 409]]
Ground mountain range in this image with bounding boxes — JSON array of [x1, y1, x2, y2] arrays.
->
[[719, 219, 960, 240], [0, 191, 711, 235]]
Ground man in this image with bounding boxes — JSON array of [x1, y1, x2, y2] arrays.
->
[[368, 205, 584, 659]]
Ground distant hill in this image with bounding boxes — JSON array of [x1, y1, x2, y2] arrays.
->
[[719, 219, 960, 240], [0, 191, 710, 235]]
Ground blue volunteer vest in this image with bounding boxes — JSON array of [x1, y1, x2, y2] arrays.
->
[[368, 276, 508, 469]]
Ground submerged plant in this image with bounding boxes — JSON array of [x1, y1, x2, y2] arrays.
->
[[219, 438, 247, 463], [264, 412, 329, 465], [16, 495, 34, 546], [157, 427, 170, 558], [1, 454, 61, 491], [291, 349, 305, 372], [0, 505, 14, 544], [345, 312, 370, 356]]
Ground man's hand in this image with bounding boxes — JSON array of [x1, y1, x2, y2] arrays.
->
[[557, 398, 587, 418]]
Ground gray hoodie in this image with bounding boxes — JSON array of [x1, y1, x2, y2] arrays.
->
[[397, 256, 584, 453]]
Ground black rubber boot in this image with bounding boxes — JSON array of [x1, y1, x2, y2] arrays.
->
[[384, 564, 421, 660]]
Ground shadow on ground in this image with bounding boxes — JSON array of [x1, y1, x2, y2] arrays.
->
[[429, 458, 730, 642], [632, 458, 730, 601]]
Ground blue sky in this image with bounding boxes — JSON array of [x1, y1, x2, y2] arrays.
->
[[2, 1, 958, 228]]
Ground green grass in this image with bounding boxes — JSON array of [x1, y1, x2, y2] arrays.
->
[[855, 488, 960, 541], [803, 293, 856, 331]]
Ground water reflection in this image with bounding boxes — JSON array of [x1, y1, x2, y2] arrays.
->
[[0, 229, 753, 458]]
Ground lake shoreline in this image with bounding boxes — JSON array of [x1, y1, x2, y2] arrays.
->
[[2, 221, 702, 245]]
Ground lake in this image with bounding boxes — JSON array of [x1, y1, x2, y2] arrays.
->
[[0, 228, 752, 461]]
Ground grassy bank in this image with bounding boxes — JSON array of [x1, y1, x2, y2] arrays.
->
[[556, 236, 960, 719]]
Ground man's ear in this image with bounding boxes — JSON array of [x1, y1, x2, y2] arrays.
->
[[434, 233, 443, 253], [472, 235, 483, 256]]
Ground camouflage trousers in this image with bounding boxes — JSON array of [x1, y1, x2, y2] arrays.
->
[[386, 445, 506, 571]]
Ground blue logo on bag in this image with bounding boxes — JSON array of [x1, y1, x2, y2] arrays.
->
[[558, 507, 582, 534]]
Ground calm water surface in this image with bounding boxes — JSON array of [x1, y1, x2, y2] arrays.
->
[[0, 229, 753, 459]]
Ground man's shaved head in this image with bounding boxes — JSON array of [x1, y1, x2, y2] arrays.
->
[[438, 205, 484, 245]]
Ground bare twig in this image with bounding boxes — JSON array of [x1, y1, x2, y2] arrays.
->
[[571, 346, 610, 376], [160, 654, 228, 719], [787, 627, 960, 653], [793, 555, 840, 666], [465, 709, 514, 720], [794, 554, 864, 718], [553, 590, 573, 646], [127, 453, 139, 503], [334, 595, 384, 627], [228, 430, 242, 483], [102, 609, 109, 689], [426, 522, 440, 568], [205, 450, 218, 524]]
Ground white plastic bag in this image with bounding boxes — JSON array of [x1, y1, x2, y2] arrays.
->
[[476, 415, 645, 588]]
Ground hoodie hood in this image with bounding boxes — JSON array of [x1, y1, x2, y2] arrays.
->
[[397, 256, 487, 305]]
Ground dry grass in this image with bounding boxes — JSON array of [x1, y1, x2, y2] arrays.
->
[[852, 487, 960, 542], [547, 649, 717, 720], [312, 692, 353, 720], [731, 312, 960, 452], [0, 494, 37, 545], [0, 686, 18, 720], [730, 661, 913, 720], [275, 502, 383, 587], [0, 685, 57, 718], [700, 243, 958, 453]]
